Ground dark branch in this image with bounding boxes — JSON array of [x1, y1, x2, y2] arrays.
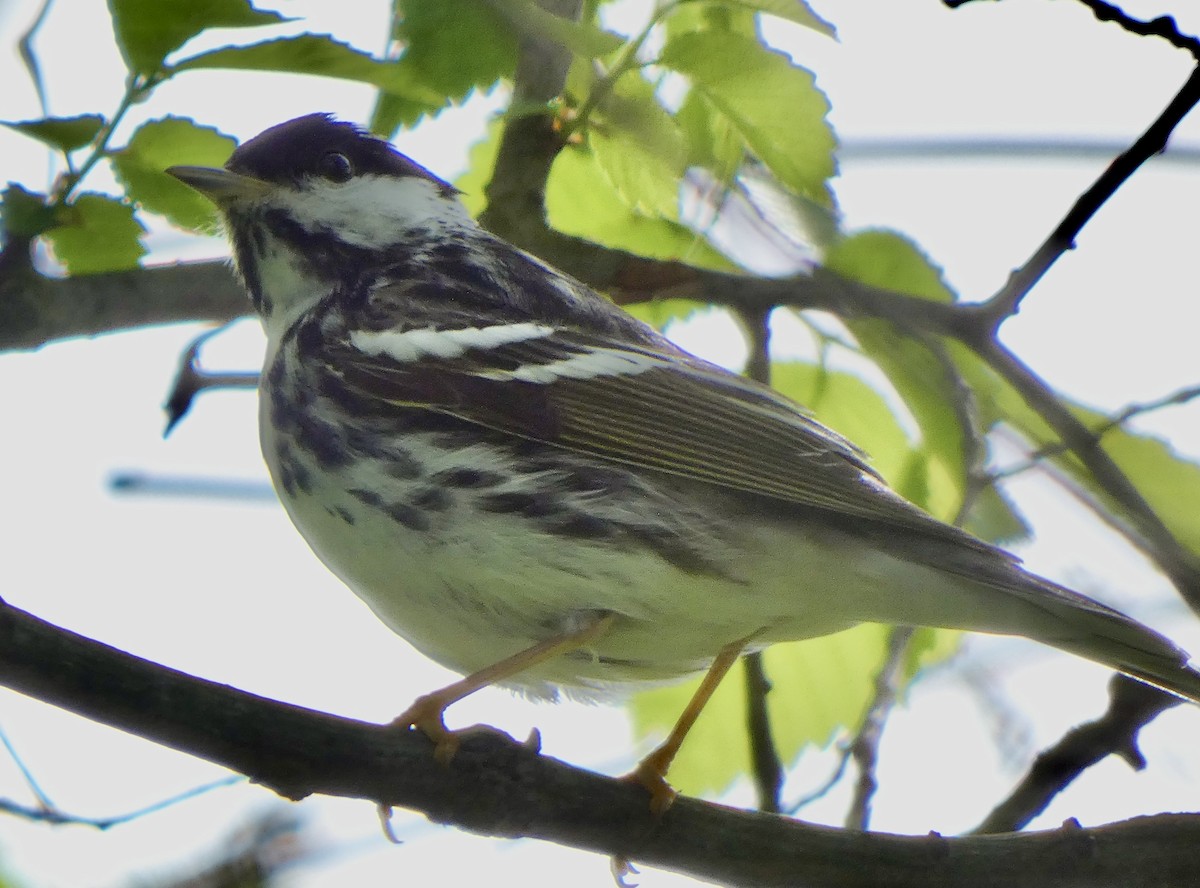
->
[[737, 305, 785, 815], [5, 599, 1200, 886], [973, 675, 1182, 835], [845, 628, 915, 831], [992, 382, 1200, 483], [977, 65, 1200, 327], [163, 325, 258, 436], [0, 259, 247, 352], [1074, 0, 1200, 59], [977, 339, 1200, 612]]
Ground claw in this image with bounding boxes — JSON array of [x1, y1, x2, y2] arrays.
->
[[623, 749, 679, 816], [392, 693, 461, 763], [610, 856, 640, 887]]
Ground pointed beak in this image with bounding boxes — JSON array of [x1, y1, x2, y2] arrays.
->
[[167, 165, 274, 205]]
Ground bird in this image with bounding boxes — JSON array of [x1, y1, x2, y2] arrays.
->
[[169, 113, 1200, 811]]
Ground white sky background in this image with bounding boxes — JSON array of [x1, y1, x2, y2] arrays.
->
[[2, 1, 1200, 886]]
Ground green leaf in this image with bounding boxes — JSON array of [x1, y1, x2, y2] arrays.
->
[[1077, 414, 1200, 558], [491, 0, 623, 57], [107, 0, 285, 76], [675, 90, 742, 183], [546, 144, 734, 269], [171, 34, 444, 108], [110, 117, 235, 231], [901, 626, 962, 682], [660, 30, 835, 205], [631, 625, 892, 798], [995, 396, 1200, 560], [664, 2, 757, 40], [961, 484, 1031, 547], [826, 229, 953, 304], [771, 360, 914, 485], [43, 194, 146, 274], [454, 119, 505, 218], [2, 184, 57, 239], [942, 337, 1200, 558], [723, 0, 836, 35], [371, 0, 520, 134], [624, 298, 707, 332], [633, 619, 961, 799], [588, 74, 686, 217], [3, 114, 105, 153], [824, 230, 969, 521]]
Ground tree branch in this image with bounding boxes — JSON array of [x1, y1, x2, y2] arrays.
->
[[738, 305, 785, 815], [976, 338, 1200, 611], [3, 598, 1200, 887], [846, 627, 915, 831], [976, 64, 1200, 327], [1073, 0, 1200, 58], [0, 259, 247, 351], [973, 676, 1182, 835]]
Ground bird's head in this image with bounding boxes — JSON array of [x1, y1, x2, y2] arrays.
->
[[169, 114, 472, 340]]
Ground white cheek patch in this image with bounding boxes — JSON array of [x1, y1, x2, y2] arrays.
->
[[351, 323, 556, 363], [280, 175, 473, 247]]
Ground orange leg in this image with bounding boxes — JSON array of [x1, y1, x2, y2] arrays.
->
[[394, 613, 616, 763], [627, 636, 751, 814]]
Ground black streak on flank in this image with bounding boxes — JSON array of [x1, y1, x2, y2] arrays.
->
[[432, 468, 504, 489], [412, 486, 453, 512], [349, 487, 431, 533]]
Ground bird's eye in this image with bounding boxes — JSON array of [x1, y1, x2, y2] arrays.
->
[[319, 151, 354, 183]]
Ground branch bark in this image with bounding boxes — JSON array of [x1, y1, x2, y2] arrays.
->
[[0, 257, 246, 351], [2, 598, 1200, 888], [973, 675, 1182, 835]]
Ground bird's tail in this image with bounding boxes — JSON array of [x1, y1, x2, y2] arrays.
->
[[994, 573, 1200, 704]]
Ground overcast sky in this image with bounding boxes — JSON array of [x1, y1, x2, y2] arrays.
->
[[2, 2, 1200, 886]]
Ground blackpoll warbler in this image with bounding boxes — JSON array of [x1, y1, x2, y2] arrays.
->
[[170, 114, 1200, 809]]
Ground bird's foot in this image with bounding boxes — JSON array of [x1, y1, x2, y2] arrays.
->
[[392, 695, 517, 764], [622, 747, 679, 816], [391, 693, 462, 765]]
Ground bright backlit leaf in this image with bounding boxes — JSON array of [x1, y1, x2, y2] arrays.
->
[[3, 114, 105, 153], [660, 30, 835, 204], [371, 0, 519, 133], [726, 0, 836, 35], [110, 117, 235, 231], [492, 0, 623, 57], [589, 74, 686, 217], [825, 230, 970, 521], [107, 0, 285, 75], [172, 34, 444, 109], [43, 193, 146, 274], [2, 185, 57, 239], [547, 144, 734, 269]]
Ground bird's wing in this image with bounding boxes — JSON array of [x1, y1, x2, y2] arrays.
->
[[331, 315, 986, 550]]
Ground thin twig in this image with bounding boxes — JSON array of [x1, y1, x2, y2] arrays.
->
[[977, 65, 1200, 327], [0, 775, 242, 829], [0, 723, 54, 811], [978, 338, 1200, 611], [1074, 0, 1200, 59], [787, 742, 853, 814], [972, 675, 1181, 834], [736, 305, 785, 814], [845, 628, 915, 831], [993, 383, 1200, 482], [163, 325, 258, 435], [16, 0, 54, 118]]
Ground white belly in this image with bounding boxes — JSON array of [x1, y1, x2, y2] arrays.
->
[[258, 413, 881, 698]]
